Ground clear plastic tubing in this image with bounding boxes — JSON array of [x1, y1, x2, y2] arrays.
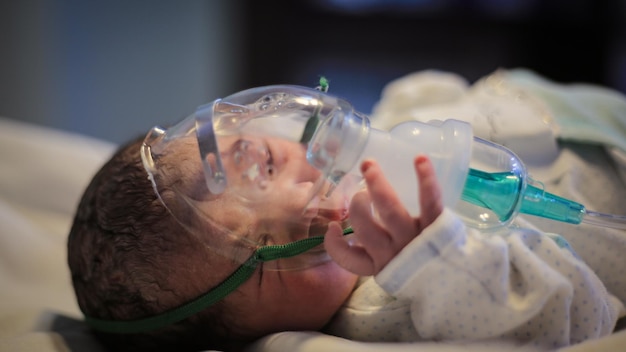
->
[[309, 112, 626, 230], [462, 167, 626, 230]]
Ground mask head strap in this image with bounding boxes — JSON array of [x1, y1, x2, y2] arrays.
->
[[195, 101, 228, 194], [83, 227, 353, 334]]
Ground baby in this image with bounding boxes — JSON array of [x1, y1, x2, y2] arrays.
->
[[68, 111, 624, 352]]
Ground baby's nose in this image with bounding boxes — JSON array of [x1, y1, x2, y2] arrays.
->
[[233, 140, 272, 181]]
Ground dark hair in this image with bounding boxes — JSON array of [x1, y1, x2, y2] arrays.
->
[[67, 137, 247, 351]]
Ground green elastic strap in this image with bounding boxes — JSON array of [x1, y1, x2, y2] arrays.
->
[[299, 76, 329, 144], [84, 227, 353, 334]]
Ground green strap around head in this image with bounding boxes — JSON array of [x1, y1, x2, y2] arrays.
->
[[299, 76, 329, 144], [84, 227, 353, 334]]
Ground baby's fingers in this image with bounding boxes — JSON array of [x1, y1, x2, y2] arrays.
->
[[415, 155, 443, 228], [361, 160, 415, 248]]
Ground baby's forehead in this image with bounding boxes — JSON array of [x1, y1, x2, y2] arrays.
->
[[155, 138, 256, 243], [159, 137, 202, 177], [160, 134, 247, 169]]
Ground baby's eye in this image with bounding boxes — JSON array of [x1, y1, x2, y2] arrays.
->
[[265, 144, 275, 177], [232, 139, 251, 165]]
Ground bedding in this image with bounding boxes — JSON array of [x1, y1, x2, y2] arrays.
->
[[0, 68, 625, 351], [0, 117, 114, 351]]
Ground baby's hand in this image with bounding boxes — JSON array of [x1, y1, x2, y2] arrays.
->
[[324, 155, 443, 276]]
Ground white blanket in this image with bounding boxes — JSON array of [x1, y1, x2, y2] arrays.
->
[[0, 117, 114, 352]]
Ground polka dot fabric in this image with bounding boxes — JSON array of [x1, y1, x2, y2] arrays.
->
[[325, 209, 624, 350]]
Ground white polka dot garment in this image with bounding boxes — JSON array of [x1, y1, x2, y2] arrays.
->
[[325, 209, 625, 351]]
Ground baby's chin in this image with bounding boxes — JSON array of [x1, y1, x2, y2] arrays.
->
[[298, 260, 359, 323], [280, 261, 358, 326], [236, 259, 358, 338], [307, 206, 349, 235]]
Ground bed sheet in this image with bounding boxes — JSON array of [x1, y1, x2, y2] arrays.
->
[[0, 117, 114, 352], [1, 67, 626, 352]]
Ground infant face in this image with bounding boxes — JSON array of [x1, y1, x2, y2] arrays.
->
[[218, 134, 347, 241], [216, 134, 358, 334], [164, 133, 358, 336]]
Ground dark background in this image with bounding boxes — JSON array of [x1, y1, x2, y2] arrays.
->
[[1, 0, 624, 143], [240, 0, 626, 113]]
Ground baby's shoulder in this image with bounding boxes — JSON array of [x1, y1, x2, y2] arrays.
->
[[343, 276, 409, 310]]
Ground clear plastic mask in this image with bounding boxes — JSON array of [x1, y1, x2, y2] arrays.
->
[[141, 84, 581, 272], [141, 86, 366, 271]]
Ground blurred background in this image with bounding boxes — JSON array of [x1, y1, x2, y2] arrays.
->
[[1, 0, 625, 144]]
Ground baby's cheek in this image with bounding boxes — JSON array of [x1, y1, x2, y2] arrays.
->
[[298, 262, 357, 303], [261, 182, 318, 220], [276, 264, 356, 329]]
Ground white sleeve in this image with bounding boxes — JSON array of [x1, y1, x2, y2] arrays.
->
[[375, 209, 623, 348]]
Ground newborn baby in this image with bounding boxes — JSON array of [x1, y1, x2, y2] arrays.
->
[[68, 93, 623, 352]]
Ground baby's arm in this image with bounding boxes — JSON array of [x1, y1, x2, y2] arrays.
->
[[374, 217, 622, 347], [324, 155, 443, 276]]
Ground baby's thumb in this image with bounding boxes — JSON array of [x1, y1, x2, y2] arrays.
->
[[324, 222, 375, 276]]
